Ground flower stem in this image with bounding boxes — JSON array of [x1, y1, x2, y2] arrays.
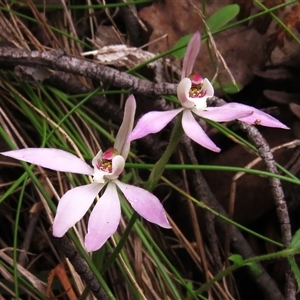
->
[[196, 247, 298, 295], [146, 116, 184, 191], [105, 117, 184, 271]]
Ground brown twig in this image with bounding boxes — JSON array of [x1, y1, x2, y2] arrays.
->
[[238, 122, 295, 300], [0, 47, 177, 96], [239, 123, 292, 247], [51, 235, 109, 300], [209, 96, 294, 299], [181, 136, 284, 300], [204, 209, 223, 273]]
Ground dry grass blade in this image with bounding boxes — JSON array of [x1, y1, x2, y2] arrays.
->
[[0, 251, 47, 294]]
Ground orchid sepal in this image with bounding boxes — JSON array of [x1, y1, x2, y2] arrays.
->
[[221, 103, 290, 129], [114, 94, 136, 160], [128, 108, 184, 142], [52, 182, 104, 237], [181, 109, 221, 152], [85, 182, 121, 252], [1, 148, 94, 175], [182, 31, 201, 79], [115, 180, 171, 228]]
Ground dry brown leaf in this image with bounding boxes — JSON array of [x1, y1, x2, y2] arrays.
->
[[139, 0, 266, 89], [139, 0, 202, 55], [82, 45, 157, 68], [252, 0, 285, 34], [47, 262, 77, 300], [15, 66, 52, 82], [0, 251, 47, 294], [265, 2, 300, 65]]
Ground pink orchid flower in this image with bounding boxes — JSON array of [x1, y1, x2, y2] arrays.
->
[[128, 32, 289, 152], [1, 95, 170, 252]]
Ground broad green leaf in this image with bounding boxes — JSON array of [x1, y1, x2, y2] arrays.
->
[[214, 82, 243, 94], [288, 257, 300, 292], [223, 83, 242, 94], [289, 228, 300, 249], [207, 4, 240, 33], [229, 254, 244, 266], [171, 33, 193, 59]]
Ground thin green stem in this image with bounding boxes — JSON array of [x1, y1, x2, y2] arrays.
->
[[125, 163, 300, 186], [146, 117, 184, 191], [13, 176, 27, 299], [196, 248, 298, 294]]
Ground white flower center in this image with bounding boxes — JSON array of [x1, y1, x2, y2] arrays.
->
[[188, 82, 208, 111], [92, 157, 112, 184], [93, 169, 108, 184]]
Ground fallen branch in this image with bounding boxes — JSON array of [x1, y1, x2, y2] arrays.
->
[[0, 47, 177, 96]]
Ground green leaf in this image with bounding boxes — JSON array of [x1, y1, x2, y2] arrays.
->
[[214, 82, 243, 94], [185, 281, 194, 297], [207, 4, 240, 33], [223, 83, 242, 94], [229, 254, 244, 266], [288, 257, 300, 292], [171, 33, 193, 59], [289, 228, 300, 249]]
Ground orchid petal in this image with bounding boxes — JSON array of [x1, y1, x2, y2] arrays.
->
[[92, 150, 102, 169], [182, 110, 221, 152], [128, 108, 183, 142], [182, 31, 201, 79], [1, 148, 94, 175], [193, 107, 253, 122], [192, 78, 214, 110], [115, 180, 171, 228], [106, 155, 125, 180], [85, 182, 121, 252], [52, 183, 103, 237], [222, 103, 289, 129], [177, 78, 196, 108], [114, 95, 136, 159], [201, 78, 214, 99]]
